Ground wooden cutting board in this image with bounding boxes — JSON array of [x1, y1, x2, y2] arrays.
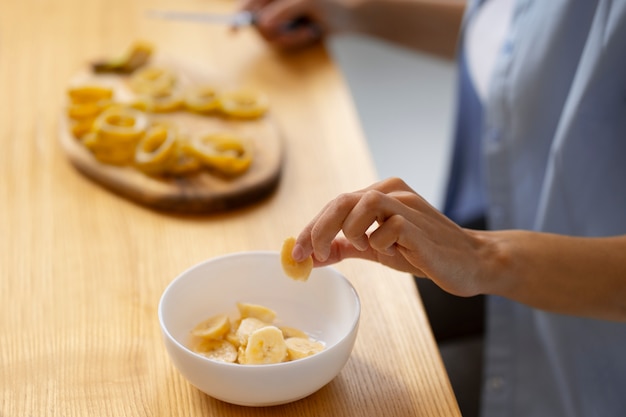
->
[[59, 58, 284, 214]]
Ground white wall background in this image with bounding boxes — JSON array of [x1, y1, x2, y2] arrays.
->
[[328, 34, 458, 210]]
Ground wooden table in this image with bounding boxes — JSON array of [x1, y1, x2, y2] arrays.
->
[[0, 0, 461, 415]]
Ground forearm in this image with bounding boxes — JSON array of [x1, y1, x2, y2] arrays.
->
[[321, 0, 466, 58], [475, 230, 626, 321]]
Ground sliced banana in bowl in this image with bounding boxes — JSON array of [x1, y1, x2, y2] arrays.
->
[[158, 251, 360, 407], [190, 302, 326, 365]]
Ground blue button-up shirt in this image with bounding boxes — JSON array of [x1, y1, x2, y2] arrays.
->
[[450, 1, 626, 415]]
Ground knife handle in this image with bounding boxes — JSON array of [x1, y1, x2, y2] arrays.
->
[[250, 14, 322, 36], [282, 16, 315, 32]]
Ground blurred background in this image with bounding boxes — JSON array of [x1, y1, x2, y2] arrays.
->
[[328, 34, 457, 210]]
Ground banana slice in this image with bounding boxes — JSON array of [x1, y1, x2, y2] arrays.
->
[[133, 90, 184, 113], [190, 313, 231, 340], [82, 131, 136, 165], [67, 99, 113, 121], [235, 317, 269, 347], [129, 66, 176, 95], [285, 337, 325, 361], [184, 85, 221, 114], [243, 326, 288, 365], [279, 325, 309, 340], [194, 339, 238, 363], [189, 302, 326, 364], [219, 89, 268, 119], [67, 85, 114, 103], [134, 123, 178, 175], [70, 117, 97, 140], [162, 138, 202, 176], [93, 106, 149, 143], [281, 237, 313, 281], [225, 330, 241, 349], [183, 133, 253, 176], [236, 302, 277, 323], [66, 85, 114, 133], [237, 345, 247, 364]]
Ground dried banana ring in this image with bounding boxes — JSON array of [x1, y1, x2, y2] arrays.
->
[[185, 133, 253, 176], [70, 117, 97, 139], [81, 106, 148, 165], [82, 132, 136, 165], [163, 139, 202, 176], [219, 89, 269, 119], [184, 85, 220, 114], [133, 90, 184, 113], [167, 138, 202, 175], [67, 85, 114, 103], [134, 124, 177, 174], [93, 106, 149, 143], [66, 85, 114, 122], [129, 66, 176, 95], [67, 99, 113, 120]]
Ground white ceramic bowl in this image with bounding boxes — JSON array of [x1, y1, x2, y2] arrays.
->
[[158, 251, 361, 407]]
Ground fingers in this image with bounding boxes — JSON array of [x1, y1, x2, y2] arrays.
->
[[368, 214, 406, 255], [238, 0, 272, 13], [292, 178, 480, 297], [255, 0, 309, 28], [240, 0, 325, 50], [367, 176, 416, 195], [260, 23, 323, 51], [313, 236, 373, 265], [295, 192, 365, 262], [365, 210, 431, 258], [294, 178, 420, 263]]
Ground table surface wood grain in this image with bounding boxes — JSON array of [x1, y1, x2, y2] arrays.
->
[[0, 0, 461, 415]]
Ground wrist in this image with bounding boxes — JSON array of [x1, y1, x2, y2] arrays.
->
[[467, 229, 515, 297], [318, 0, 366, 33]]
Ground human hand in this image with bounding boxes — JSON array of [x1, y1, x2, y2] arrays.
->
[[238, 0, 327, 50], [291, 177, 490, 296]]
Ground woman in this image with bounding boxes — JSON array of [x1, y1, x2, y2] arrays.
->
[[241, 0, 626, 415]]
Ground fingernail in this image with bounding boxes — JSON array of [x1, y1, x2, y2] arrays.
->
[[384, 245, 396, 256], [292, 244, 305, 262], [354, 239, 368, 251], [317, 248, 330, 262]]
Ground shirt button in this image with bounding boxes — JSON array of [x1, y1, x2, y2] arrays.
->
[[501, 39, 514, 55], [486, 128, 502, 142], [489, 204, 506, 227], [491, 204, 504, 217], [487, 376, 505, 392]]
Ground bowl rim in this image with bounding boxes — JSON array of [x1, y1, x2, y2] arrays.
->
[[158, 250, 361, 369]]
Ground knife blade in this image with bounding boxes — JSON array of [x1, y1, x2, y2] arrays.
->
[[145, 9, 318, 34], [145, 9, 256, 28]]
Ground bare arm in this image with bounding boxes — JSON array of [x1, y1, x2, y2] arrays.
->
[[293, 178, 626, 322], [346, 0, 466, 58], [477, 230, 626, 321], [240, 0, 466, 58]]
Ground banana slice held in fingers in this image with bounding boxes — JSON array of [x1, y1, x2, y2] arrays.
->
[[281, 237, 313, 281]]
